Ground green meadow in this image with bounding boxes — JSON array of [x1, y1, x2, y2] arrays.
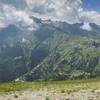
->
[[0, 78, 100, 94]]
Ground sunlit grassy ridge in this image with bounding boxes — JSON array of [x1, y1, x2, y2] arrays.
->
[[0, 78, 100, 94]]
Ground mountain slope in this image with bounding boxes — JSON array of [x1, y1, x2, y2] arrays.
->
[[0, 18, 100, 82], [20, 32, 100, 81]]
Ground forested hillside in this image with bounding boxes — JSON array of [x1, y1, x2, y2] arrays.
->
[[0, 18, 100, 82]]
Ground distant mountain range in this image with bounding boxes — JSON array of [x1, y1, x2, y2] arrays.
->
[[0, 17, 100, 82]]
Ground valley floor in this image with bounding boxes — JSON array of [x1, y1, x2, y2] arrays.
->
[[0, 78, 100, 100]]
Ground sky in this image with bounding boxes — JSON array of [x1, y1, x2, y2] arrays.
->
[[0, 0, 100, 31], [82, 0, 100, 12]]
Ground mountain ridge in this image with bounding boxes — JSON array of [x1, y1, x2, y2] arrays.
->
[[0, 17, 100, 82]]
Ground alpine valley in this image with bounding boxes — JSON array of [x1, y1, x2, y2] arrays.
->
[[0, 17, 100, 82]]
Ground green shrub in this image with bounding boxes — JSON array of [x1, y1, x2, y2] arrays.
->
[[46, 96, 50, 100], [14, 95, 18, 98], [61, 90, 65, 93]]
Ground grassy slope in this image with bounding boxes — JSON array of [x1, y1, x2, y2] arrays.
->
[[0, 78, 100, 94], [1, 24, 100, 82], [21, 33, 100, 81]]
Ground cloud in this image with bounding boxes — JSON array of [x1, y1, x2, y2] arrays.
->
[[25, 0, 82, 23], [78, 9, 100, 30], [0, 3, 38, 30], [0, 0, 100, 31], [81, 22, 92, 31], [26, 0, 47, 14], [0, 0, 27, 10], [47, 0, 82, 23], [25, 0, 100, 28], [79, 10, 100, 25]]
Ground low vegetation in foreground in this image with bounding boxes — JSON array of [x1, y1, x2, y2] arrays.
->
[[0, 78, 100, 94]]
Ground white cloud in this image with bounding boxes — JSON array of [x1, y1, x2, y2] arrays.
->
[[0, 4, 37, 30], [78, 9, 100, 30], [0, 0, 100, 31], [0, 22, 5, 28], [81, 22, 92, 31], [26, 0, 46, 13], [25, 0, 82, 23], [47, 0, 82, 23], [79, 10, 100, 25]]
